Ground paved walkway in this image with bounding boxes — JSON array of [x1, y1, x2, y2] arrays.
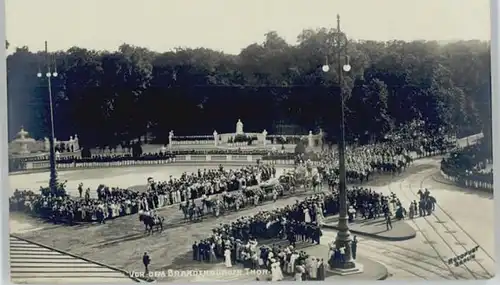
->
[[323, 216, 417, 241], [9, 236, 140, 284]]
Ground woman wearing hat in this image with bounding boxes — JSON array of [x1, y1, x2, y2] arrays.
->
[[271, 258, 284, 281]]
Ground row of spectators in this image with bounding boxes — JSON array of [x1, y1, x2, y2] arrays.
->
[[9, 165, 275, 224]]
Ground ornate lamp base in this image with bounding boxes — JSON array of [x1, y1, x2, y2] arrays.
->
[[328, 261, 364, 276]]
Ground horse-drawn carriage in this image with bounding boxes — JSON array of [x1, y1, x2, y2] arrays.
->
[[260, 178, 281, 194], [278, 174, 295, 192], [284, 164, 322, 191], [243, 185, 265, 198]]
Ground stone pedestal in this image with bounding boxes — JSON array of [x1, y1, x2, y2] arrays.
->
[[19, 143, 29, 155], [327, 261, 364, 276]]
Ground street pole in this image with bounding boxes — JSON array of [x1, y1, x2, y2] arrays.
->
[[321, 15, 361, 274], [38, 41, 59, 194], [334, 13, 355, 269]]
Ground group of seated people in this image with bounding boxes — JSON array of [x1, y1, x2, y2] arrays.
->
[[192, 184, 403, 280], [441, 142, 493, 185]]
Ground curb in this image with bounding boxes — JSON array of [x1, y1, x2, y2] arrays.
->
[[322, 224, 417, 242], [378, 271, 389, 280], [9, 234, 150, 283]]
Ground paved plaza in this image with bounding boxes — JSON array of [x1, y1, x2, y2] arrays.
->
[[9, 157, 495, 281]]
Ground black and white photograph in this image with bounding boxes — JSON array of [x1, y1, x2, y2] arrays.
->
[[6, 0, 495, 283]]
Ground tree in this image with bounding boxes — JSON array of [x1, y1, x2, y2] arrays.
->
[[5, 33, 490, 150]]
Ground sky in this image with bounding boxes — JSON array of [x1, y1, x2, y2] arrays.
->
[[5, 0, 491, 55]]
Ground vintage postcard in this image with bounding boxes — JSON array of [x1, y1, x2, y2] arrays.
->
[[6, 0, 494, 282]]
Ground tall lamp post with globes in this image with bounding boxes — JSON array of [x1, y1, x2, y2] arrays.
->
[[322, 15, 363, 274], [37, 41, 59, 194]]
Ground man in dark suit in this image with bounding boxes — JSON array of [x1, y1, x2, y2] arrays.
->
[[351, 236, 358, 260], [317, 258, 325, 280], [315, 226, 323, 244], [142, 252, 151, 274], [192, 242, 199, 261]]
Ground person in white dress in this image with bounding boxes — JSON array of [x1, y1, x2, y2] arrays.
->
[[309, 257, 318, 279], [270, 259, 280, 281], [273, 258, 284, 281], [304, 207, 311, 224], [315, 204, 325, 226], [388, 202, 394, 216], [288, 251, 299, 274], [224, 248, 232, 268]]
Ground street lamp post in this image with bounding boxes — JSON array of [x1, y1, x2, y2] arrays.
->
[[37, 41, 59, 194], [322, 15, 363, 274]]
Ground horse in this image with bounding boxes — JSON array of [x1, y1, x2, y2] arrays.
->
[[188, 205, 204, 221], [202, 198, 216, 214], [139, 213, 165, 234], [404, 154, 414, 166], [222, 194, 238, 209], [427, 196, 437, 211]]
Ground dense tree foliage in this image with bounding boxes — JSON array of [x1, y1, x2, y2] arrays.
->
[[7, 30, 491, 150]]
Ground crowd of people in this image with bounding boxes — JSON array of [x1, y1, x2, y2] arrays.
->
[[13, 148, 282, 164], [192, 182, 410, 281], [9, 164, 278, 224], [56, 152, 176, 165], [10, 185, 146, 224]]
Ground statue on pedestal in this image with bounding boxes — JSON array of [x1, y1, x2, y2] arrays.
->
[[168, 130, 174, 148], [44, 137, 50, 152], [308, 131, 314, 148], [236, 119, 244, 135], [69, 136, 75, 152], [74, 134, 80, 151], [213, 130, 218, 146], [262, 129, 268, 145]]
